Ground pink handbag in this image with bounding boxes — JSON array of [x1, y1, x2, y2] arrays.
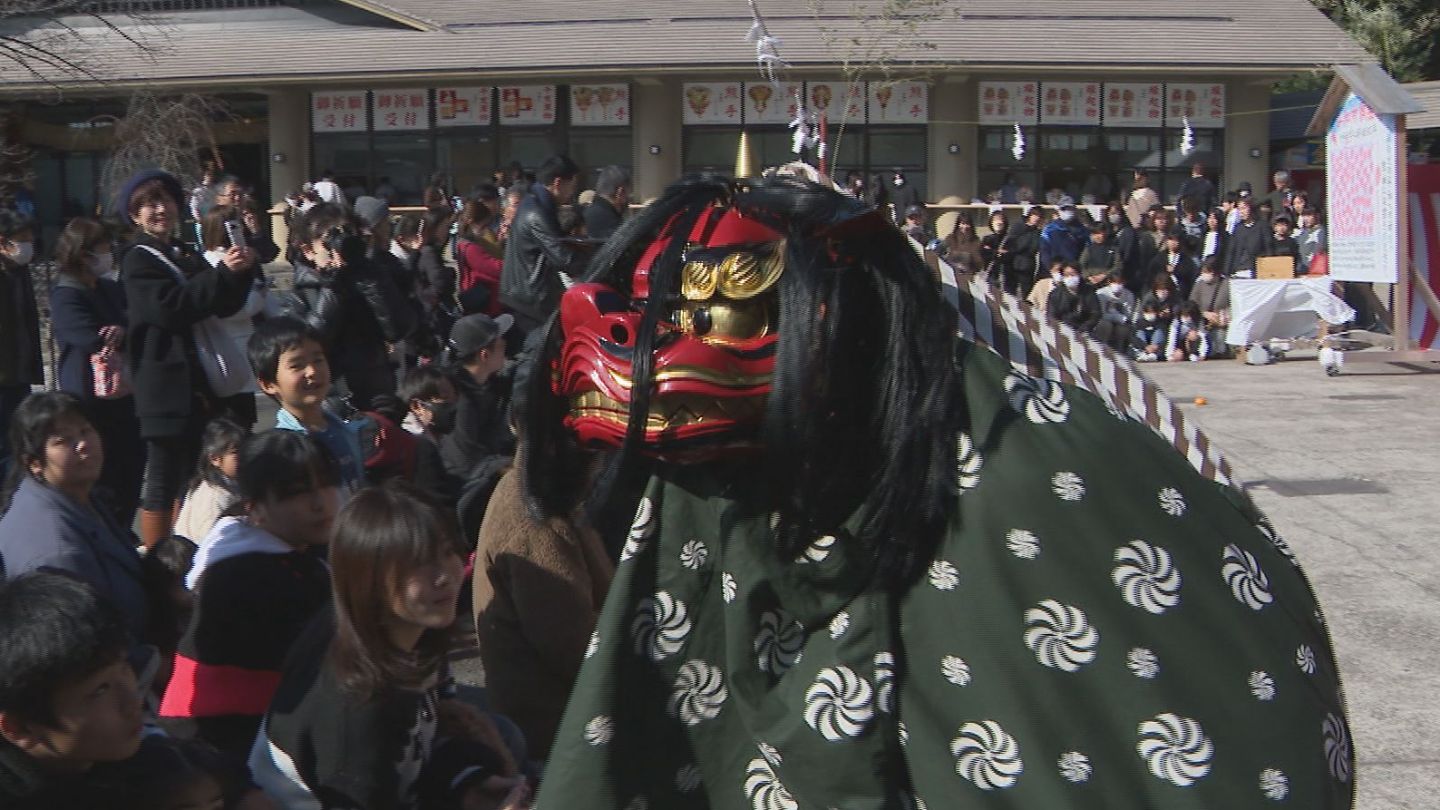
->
[[90, 346, 131, 399]]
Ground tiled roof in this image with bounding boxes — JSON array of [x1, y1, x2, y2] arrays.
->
[[0, 0, 1373, 93], [1405, 81, 1440, 131]]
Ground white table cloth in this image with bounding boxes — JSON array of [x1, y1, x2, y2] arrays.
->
[[1226, 277, 1355, 346]]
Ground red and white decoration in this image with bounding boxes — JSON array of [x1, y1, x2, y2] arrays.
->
[[1103, 83, 1164, 128], [498, 85, 556, 126], [1408, 166, 1440, 350], [743, 81, 804, 125], [571, 84, 630, 126], [683, 82, 743, 125], [868, 81, 928, 124], [372, 89, 429, 131], [435, 88, 492, 128], [1165, 84, 1225, 128], [979, 82, 1039, 125], [806, 81, 866, 124], [1040, 82, 1099, 126], [311, 90, 367, 132]]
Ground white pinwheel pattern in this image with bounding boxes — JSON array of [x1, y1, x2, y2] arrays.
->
[[795, 534, 835, 564], [668, 660, 727, 726], [757, 742, 782, 766], [1006, 529, 1041, 560], [829, 611, 850, 639], [951, 720, 1024, 790], [1158, 487, 1187, 516], [1051, 471, 1086, 501], [898, 721, 909, 747], [956, 432, 983, 492], [1005, 371, 1070, 424], [675, 764, 701, 793], [1137, 713, 1213, 787], [744, 758, 797, 810], [873, 652, 896, 713], [1296, 644, 1317, 675], [1058, 751, 1092, 784], [803, 666, 874, 741], [1324, 713, 1352, 783], [584, 630, 599, 659], [584, 715, 614, 746], [722, 572, 737, 604], [754, 610, 804, 674], [1222, 544, 1274, 611], [679, 540, 708, 570], [1249, 671, 1276, 701], [1259, 768, 1289, 800], [632, 592, 691, 661], [928, 559, 959, 590], [1127, 647, 1160, 679], [1257, 520, 1297, 564], [942, 655, 972, 686], [1024, 600, 1099, 672], [1112, 540, 1182, 614], [621, 497, 656, 561]]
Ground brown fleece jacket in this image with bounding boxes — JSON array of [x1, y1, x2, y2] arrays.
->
[[472, 469, 614, 760]]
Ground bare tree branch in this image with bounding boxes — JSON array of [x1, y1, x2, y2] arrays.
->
[[101, 91, 231, 211]]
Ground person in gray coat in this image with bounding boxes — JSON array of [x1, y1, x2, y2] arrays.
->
[[0, 392, 149, 645]]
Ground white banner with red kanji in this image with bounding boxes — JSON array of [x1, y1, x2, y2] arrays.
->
[[311, 90, 367, 132], [373, 89, 429, 131]]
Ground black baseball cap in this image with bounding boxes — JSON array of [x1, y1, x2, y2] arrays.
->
[[449, 313, 514, 357]]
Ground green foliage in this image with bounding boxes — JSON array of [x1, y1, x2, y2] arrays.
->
[[1310, 0, 1439, 82]]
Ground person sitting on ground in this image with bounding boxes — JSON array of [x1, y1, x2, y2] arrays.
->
[[397, 366, 460, 504], [172, 418, 246, 548], [1130, 300, 1168, 362], [0, 572, 145, 810], [0, 393, 149, 646], [1137, 273, 1180, 327], [442, 314, 517, 537], [250, 485, 530, 810], [1045, 260, 1101, 334], [161, 431, 340, 758], [1078, 223, 1120, 285], [1093, 270, 1136, 351], [1188, 256, 1232, 354], [1166, 299, 1210, 362], [115, 735, 262, 810], [248, 317, 366, 496]]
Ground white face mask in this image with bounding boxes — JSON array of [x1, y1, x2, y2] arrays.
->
[[1180, 318, 1194, 327], [1143, 313, 1157, 322], [1050, 271, 1062, 282], [1059, 210, 1075, 222], [1108, 283, 1124, 293], [1200, 272, 1216, 283], [1108, 214, 1122, 225], [1156, 291, 1170, 301], [1062, 275, 1081, 289], [6, 241, 34, 266]]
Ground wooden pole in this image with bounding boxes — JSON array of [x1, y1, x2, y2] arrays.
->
[[1394, 113, 1410, 351]]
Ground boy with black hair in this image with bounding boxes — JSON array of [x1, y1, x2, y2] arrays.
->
[[1269, 214, 1301, 275], [0, 572, 143, 808], [247, 316, 366, 495]]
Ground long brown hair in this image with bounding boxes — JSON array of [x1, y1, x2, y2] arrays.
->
[[200, 205, 240, 252], [53, 217, 110, 281], [327, 484, 460, 700]]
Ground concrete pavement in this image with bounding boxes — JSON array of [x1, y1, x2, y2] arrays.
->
[[1143, 352, 1440, 810]]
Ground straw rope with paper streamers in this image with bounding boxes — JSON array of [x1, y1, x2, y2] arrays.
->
[[745, 0, 826, 162], [1011, 122, 1026, 162], [1181, 116, 1196, 156]]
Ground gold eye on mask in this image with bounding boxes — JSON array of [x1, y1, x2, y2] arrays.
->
[[680, 241, 786, 302]]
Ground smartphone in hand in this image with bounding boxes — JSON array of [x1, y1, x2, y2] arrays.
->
[[224, 219, 246, 249]]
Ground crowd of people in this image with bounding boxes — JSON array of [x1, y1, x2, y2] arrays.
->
[[913, 165, 1335, 362], [0, 157, 1354, 810]]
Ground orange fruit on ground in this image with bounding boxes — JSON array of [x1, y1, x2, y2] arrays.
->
[[1194, 396, 1208, 406]]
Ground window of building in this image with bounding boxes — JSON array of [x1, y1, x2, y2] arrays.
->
[[681, 126, 922, 196]]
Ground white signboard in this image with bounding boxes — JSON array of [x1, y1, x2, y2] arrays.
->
[[1326, 92, 1400, 283], [373, 89, 429, 131], [1165, 83, 1225, 128], [806, 81, 866, 123], [311, 91, 367, 133], [498, 85, 556, 126], [683, 82, 743, 125], [978, 81, 1038, 125], [1103, 83, 1163, 128], [744, 81, 803, 125], [570, 84, 630, 126], [436, 88, 492, 127], [868, 81, 928, 123], [1040, 82, 1099, 126]]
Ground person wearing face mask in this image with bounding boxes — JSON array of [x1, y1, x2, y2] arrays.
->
[[1166, 300, 1210, 362], [1188, 256, 1232, 356], [1130, 301, 1167, 361], [1135, 276, 1179, 359], [1026, 258, 1065, 309], [397, 365, 461, 507], [1044, 261, 1101, 335], [1093, 270, 1136, 351], [48, 217, 145, 531], [1038, 203, 1085, 274], [0, 208, 43, 477]]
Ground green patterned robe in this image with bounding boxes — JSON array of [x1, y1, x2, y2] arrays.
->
[[535, 330, 1352, 810]]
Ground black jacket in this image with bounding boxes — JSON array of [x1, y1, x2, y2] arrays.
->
[[280, 257, 412, 376], [440, 365, 515, 482], [0, 257, 44, 387], [1223, 220, 1271, 277], [583, 195, 624, 241], [122, 235, 252, 438], [1046, 281, 1102, 333], [1175, 175, 1216, 213], [499, 185, 578, 323], [1005, 222, 1041, 277]]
